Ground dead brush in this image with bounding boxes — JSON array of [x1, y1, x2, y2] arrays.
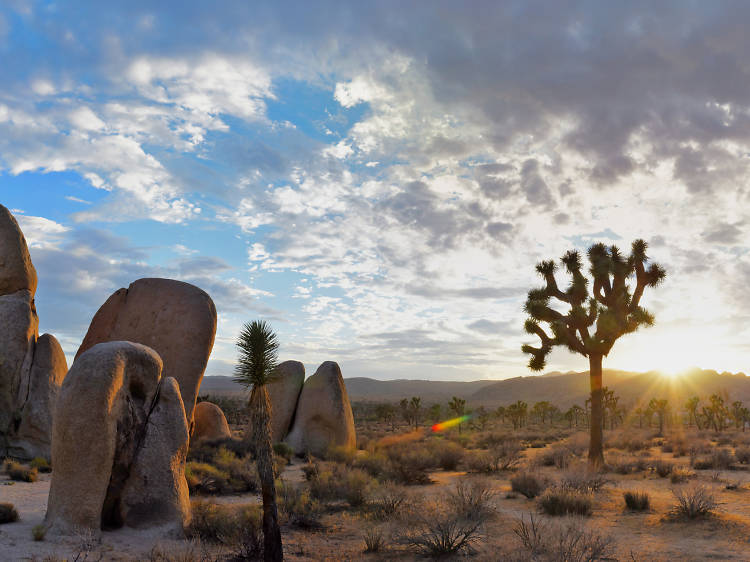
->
[[447, 480, 495, 521], [513, 513, 615, 560], [395, 500, 486, 556], [670, 484, 718, 519]]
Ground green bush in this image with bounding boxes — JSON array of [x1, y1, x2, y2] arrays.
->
[[309, 465, 375, 507], [0, 503, 19, 524], [327, 445, 357, 465], [185, 448, 258, 495], [5, 461, 37, 483], [623, 491, 650, 511], [32, 523, 46, 541], [538, 487, 592, 516], [354, 451, 390, 479], [273, 442, 294, 462], [427, 439, 464, 470], [30, 457, 51, 473], [383, 444, 432, 485], [186, 499, 262, 549], [278, 480, 323, 528]]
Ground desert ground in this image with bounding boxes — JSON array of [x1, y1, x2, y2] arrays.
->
[[4, 403, 750, 561]]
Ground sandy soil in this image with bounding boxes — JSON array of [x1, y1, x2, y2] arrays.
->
[[4, 440, 750, 560]]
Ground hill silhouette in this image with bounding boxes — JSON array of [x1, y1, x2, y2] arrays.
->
[[199, 368, 750, 409]]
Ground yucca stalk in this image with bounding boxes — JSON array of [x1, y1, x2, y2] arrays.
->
[[234, 320, 283, 561], [522, 239, 666, 467]]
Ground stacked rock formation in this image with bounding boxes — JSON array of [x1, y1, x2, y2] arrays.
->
[[75, 277, 217, 430], [46, 342, 190, 537], [285, 361, 356, 457], [0, 205, 67, 461], [193, 401, 232, 442]]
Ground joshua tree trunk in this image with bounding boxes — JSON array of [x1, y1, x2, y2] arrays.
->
[[250, 386, 283, 562], [588, 354, 604, 468]]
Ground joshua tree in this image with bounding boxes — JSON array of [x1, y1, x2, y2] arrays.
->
[[731, 400, 746, 430], [649, 398, 669, 436], [522, 240, 666, 466], [234, 320, 283, 562], [685, 396, 701, 429], [410, 396, 423, 428], [507, 400, 528, 430], [448, 396, 466, 433], [428, 403, 442, 424]]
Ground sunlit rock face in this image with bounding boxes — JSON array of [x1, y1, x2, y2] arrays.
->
[[46, 342, 190, 538], [76, 277, 217, 431], [0, 204, 67, 461], [285, 361, 356, 457], [193, 400, 232, 442]]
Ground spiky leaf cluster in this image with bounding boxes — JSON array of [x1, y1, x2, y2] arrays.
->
[[522, 239, 666, 371], [233, 319, 280, 388]]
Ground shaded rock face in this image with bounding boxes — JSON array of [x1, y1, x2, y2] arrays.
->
[[76, 277, 217, 429], [0, 205, 67, 460], [285, 361, 356, 457], [268, 360, 305, 442], [46, 342, 191, 537], [193, 401, 232, 442]]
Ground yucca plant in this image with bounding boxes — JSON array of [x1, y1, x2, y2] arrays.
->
[[234, 320, 282, 562]]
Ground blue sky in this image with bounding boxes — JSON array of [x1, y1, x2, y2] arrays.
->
[[2, 1, 750, 380]]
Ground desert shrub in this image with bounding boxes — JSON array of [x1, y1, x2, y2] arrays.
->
[[428, 439, 464, 470], [488, 438, 524, 470], [31, 523, 46, 541], [301, 458, 320, 481], [513, 513, 614, 560], [623, 490, 650, 511], [278, 481, 323, 528], [670, 485, 717, 519], [536, 445, 572, 469], [511, 472, 548, 499], [327, 445, 357, 465], [384, 444, 432, 485], [309, 465, 375, 507], [30, 457, 51, 473], [654, 460, 673, 478], [560, 469, 606, 493], [465, 450, 495, 473], [354, 451, 390, 479], [670, 467, 695, 484], [363, 526, 386, 553], [538, 487, 592, 516], [186, 500, 262, 552], [607, 432, 651, 452], [448, 480, 495, 521], [691, 448, 734, 470], [734, 446, 750, 464], [5, 461, 37, 483], [0, 503, 19, 524], [370, 483, 408, 520], [273, 442, 294, 463], [398, 511, 484, 556], [186, 449, 258, 495], [188, 437, 252, 463]]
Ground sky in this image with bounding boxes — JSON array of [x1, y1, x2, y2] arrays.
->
[[1, 1, 750, 381]]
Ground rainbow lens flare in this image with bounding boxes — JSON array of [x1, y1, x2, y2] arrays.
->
[[431, 414, 472, 433]]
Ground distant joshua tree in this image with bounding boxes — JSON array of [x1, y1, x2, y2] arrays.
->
[[649, 398, 669, 436], [233, 320, 283, 562], [522, 240, 666, 466], [685, 396, 701, 429], [448, 396, 467, 433]]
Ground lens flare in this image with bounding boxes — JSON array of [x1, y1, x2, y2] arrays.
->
[[431, 414, 473, 433]]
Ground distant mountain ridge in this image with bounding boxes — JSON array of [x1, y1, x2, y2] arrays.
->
[[198, 368, 750, 409]]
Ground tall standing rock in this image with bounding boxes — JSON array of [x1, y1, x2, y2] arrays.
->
[[268, 360, 305, 442], [46, 341, 191, 537], [285, 361, 356, 457], [0, 204, 66, 460], [76, 277, 217, 429]]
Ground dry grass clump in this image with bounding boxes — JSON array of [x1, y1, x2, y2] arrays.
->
[[734, 446, 750, 464], [691, 448, 734, 470], [363, 526, 386, 553], [186, 500, 262, 558], [0, 502, 19, 524], [448, 480, 495, 521], [670, 485, 718, 519], [623, 490, 650, 511], [369, 483, 409, 520], [513, 513, 614, 560], [309, 464, 375, 507], [511, 471, 549, 499], [396, 503, 485, 557], [653, 460, 674, 478], [670, 467, 695, 484], [185, 447, 258, 495], [4, 460, 38, 482], [278, 480, 323, 528], [538, 486, 593, 516], [560, 469, 606, 493]]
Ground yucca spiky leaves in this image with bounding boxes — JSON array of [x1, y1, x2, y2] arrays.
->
[[233, 319, 279, 388], [522, 239, 665, 370]]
